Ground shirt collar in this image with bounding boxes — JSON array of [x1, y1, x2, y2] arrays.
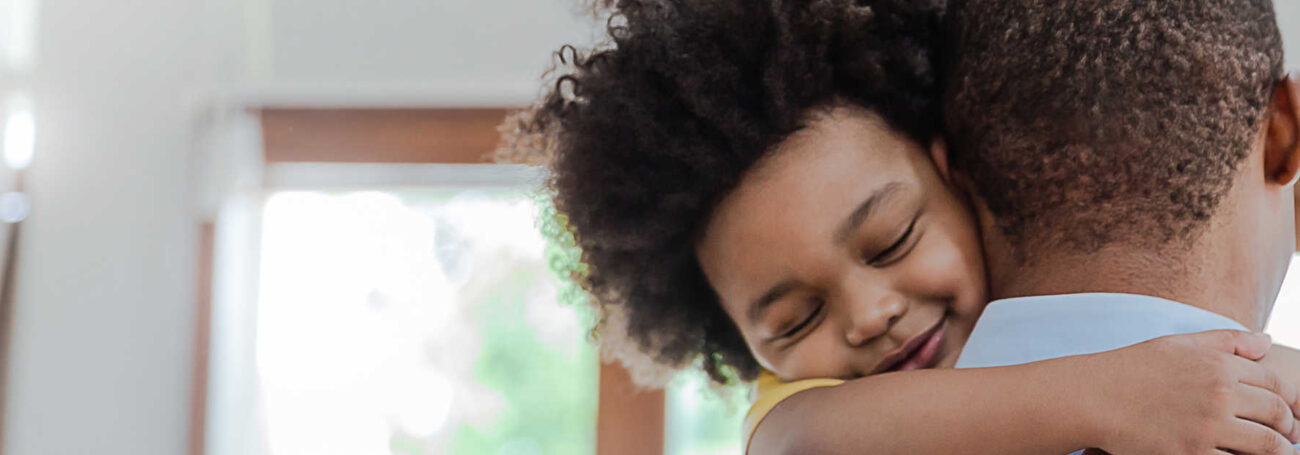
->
[[955, 293, 1249, 368]]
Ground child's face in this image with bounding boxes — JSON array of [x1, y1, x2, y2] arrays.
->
[[696, 105, 988, 381]]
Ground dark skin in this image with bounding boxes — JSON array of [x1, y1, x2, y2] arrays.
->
[[1083, 349, 1300, 455], [965, 78, 1300, 337], [1267, 349, 1300, 391], [960, 73, 1300, 455], [723, 78, 1300, 454], [702, 105, 1300, 455]]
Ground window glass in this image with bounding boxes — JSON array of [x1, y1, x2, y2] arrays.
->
[[665, 373, 746, 455], [256, 188, 597, 455]]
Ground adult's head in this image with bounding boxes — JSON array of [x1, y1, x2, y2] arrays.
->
[[523, 0, 986, 384], [942, 0, 1300, 328]]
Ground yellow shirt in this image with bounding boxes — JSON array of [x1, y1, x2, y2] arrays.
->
[[743, 372, 843, 451]]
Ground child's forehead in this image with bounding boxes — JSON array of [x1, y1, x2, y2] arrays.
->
[[709, 110, 934, 239], [700, 145, 931, 291], [753, 106, 924, 183]]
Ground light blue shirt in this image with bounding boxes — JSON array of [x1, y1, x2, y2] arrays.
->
[[956, 293, 1247, 368], [954, 293, 1298, 452]]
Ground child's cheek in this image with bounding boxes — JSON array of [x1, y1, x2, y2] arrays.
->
[[897, 226, 978, 306], [779, 331, 853, 380]]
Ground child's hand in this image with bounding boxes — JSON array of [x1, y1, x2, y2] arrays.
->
[[1079, 330, 1300, 455]]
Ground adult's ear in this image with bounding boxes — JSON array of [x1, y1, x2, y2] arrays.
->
[[1265, 76, 1300, 187]]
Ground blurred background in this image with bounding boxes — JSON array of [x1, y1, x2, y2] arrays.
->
[[0, 1, 1296, 455]]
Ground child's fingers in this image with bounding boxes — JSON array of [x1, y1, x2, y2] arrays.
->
[[1233, 356, 1300, 422], [1233, 384, 1299, 444], [1183, 330, 1272, 360], [1216, 419, 1300, 455]]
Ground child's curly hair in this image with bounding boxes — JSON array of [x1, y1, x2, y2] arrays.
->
[[513, 0, 944, 385]]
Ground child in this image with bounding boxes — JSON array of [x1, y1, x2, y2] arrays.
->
[[510, 0, 1300, 453]]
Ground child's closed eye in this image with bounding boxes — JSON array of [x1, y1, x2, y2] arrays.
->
[[865, 214, 921, 267], [777, 298, 824, 341]]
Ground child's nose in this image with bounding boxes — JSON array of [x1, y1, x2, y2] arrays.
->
[[843, 294, 908, 347]]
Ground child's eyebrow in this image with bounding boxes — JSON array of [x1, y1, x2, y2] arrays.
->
[[832, 181, 906, 245]]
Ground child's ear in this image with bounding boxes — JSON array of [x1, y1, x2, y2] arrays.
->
[[928, 137, 954, 184], [930, 137, 983, 208], [1265, 76, 1300, 187]]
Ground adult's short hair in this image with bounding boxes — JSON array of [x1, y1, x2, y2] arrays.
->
[[943, 0, 1285, 254]]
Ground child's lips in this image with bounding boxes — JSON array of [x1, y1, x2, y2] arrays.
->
[[872, 318, 947, 374], [894, 321, 946, 371]]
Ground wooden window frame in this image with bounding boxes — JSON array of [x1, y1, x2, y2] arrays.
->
[[260, 108, 506, 164], [192, 107, 665, 455]]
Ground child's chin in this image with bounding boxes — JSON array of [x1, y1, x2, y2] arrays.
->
[[933, 353, 958, 369], [933, 340, 962, 369]]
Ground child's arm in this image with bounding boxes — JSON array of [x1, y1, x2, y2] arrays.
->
[[749, 330, 1300, 455]]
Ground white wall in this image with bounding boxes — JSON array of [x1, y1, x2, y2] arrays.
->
[[1, 0, 215, 453], [253, 0, 1300, 101], [1279, 1, 1300, 69], [246, 0, 601, 106]]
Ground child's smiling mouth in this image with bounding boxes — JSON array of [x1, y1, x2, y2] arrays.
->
[[873, 316, 947, 374]]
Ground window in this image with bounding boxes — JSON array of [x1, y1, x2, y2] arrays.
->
[[256, 187, 600, 454], [665, 374, 745, 455], [202, 109, 748, 455]]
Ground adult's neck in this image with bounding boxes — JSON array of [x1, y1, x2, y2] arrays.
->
[[983, 230, 1271, 331]]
